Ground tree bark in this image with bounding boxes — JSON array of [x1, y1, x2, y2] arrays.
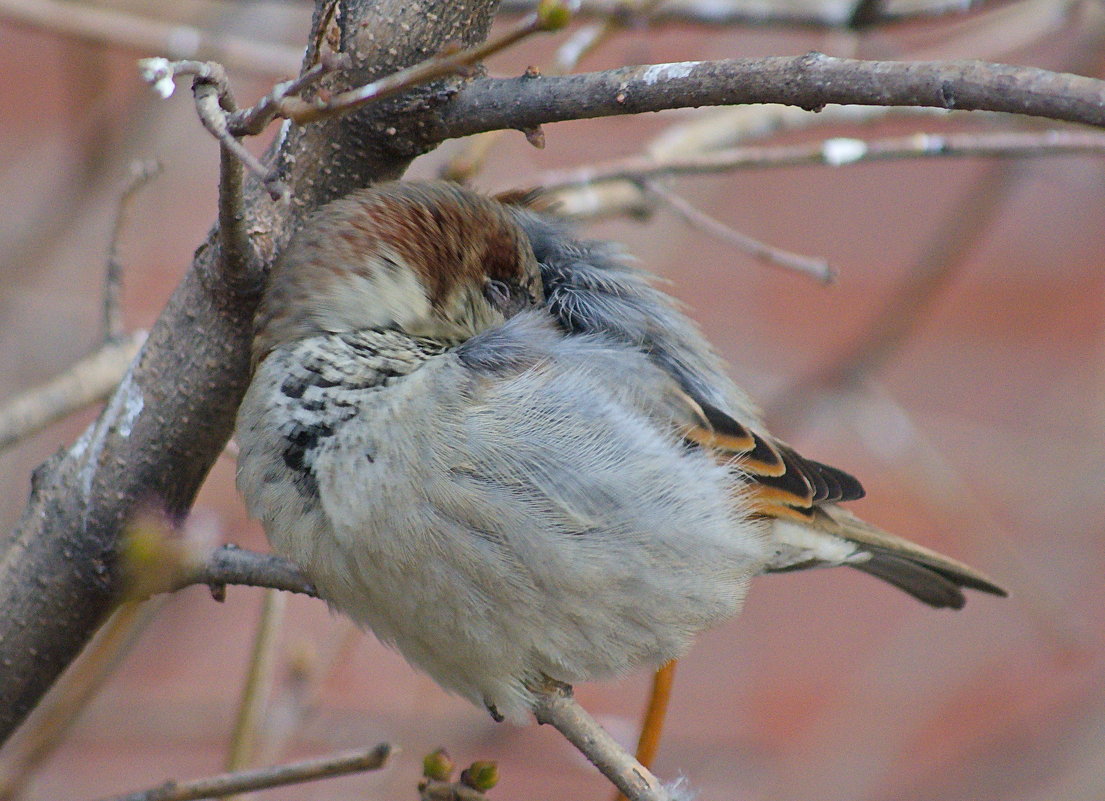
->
[[434, 55, 1105, 139], [0, 0, 500, 746]]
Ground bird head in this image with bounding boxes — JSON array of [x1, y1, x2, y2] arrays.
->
[[252, 181, 544, 365]]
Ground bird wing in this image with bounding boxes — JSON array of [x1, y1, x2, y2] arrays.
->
[[514, 208, 1005, 608]]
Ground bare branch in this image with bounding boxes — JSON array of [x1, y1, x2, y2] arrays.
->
[[644, 181, 835, 283], [104, 161, 161, 343], [0, 0, 503, 748], [229, 52, 352, 137], [539, 128, 1105, 192], [225, 590, 286, 775], [498, 0, 1015, 28], [277, 7, 571, 125], [91, 744, 392, 801], [138, 60, 285, 200], [0, 0, 302, 77], [0, 332, 146, 454], [437, 55, 1105, 140], [532, 682, 672, 801], [442, 0, 617, 183], [0, 601, 167, 801], [172, 546, 318, 599]]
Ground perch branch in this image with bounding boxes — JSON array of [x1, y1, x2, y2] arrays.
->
[[91, 744, 392, 801], [532, 682, 671, 801], [172, 545, 318, 599], [437, 55, 1105, 140]]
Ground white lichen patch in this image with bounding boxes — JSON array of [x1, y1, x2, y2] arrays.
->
[[639, 61, 698, 86]]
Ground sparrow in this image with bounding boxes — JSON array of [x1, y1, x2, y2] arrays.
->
[[235, 180, 1005, 723]]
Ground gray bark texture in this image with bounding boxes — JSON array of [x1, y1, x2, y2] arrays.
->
[[0, 0, 500, 745]]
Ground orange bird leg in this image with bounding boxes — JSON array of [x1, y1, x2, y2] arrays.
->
[[613, 660, 677, 801]]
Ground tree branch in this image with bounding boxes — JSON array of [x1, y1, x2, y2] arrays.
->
[[91, 744, 391, 801], [104, 161, 161, 342], [643, 180, 835, 283], [0, 0, 501, 749], [172, 545, 318, 599], [532, 682, 671, 801], [275, 6, 571, 126], [436, 54, 1105, 140], [497, 0, 1012, 28], [0, 0, 301, 78], [536, 128, 1105, 191]]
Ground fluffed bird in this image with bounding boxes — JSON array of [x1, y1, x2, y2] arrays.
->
[[235, 180, 1005, 724]]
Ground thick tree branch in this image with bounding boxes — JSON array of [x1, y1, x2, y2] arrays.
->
[[0, 0, 500, 748], [498, 0, 1011, 28], [436, 54, 1105, 140]]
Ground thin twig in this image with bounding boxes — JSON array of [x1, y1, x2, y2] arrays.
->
[[0, 601, 167, 801], [193, 80, 278, 194], [90, 744, 392, 801], [278, 7, 572, 125], [644, 181, 835, 283], [136, 59, 284, 199], [0, 332, 146, 454], [554, 0, 666, 72], [538, 128, 1105, 191], [137, 5, 564, 193], [532, 682, 672, 801], [229, 52, 351, 136], [442, 0, 653, 181], [226, 590, 286, 780], [104, 161, 161, 343], [0, 0, 301, 77]]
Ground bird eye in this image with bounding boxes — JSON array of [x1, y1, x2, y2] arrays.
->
[[483, 279, 512, 311]]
